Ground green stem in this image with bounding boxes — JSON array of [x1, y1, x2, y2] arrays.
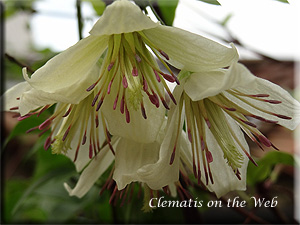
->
[[5, 53, 34, 74], [76, 0, 83, 40]]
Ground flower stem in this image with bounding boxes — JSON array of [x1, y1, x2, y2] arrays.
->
[[76, 0, 83, 40], [5, 53, 34, 74]]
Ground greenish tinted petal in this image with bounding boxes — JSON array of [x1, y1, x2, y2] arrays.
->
[[184, 63, 254, 101], [24, 35, 108, 101], [2, 81, 31, 112], [229, 77, 300, 130], [64, 138, 116, 198], [113, 138, 160, 190], [144, 26, 238, 71], [137, 104, 183, 190], [101, 77, 165, 143], [205, 114, 249, 197], [89, 0, 159, 36], [63, 119, 106, 172]]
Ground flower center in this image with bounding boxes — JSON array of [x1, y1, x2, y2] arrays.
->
[[87, 31, 178, 123]]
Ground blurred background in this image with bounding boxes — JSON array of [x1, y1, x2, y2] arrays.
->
[[1, 0, 300, 223]]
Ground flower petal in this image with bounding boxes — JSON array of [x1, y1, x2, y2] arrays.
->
[[205, 114, 249, 197], [113, 138, 160, 190], [136, 105, 184, 190], [89, 0, 159, 36], [64, 137, 116, 198], [101, 80, 165, 144], [184, 63, 253, 101], [63, 119, 106, 172], [185, 62, 300, 130], [24, 35, 108, 103], [230, 76, 300, 130], [2, 81, 32, 112], [144, 26, 238, 71]]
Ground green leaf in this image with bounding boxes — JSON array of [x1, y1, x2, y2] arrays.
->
[[273, 0, 289, 3], [157, 0, 179, 26], [83, 0, 106, 16], [247, 151, 294, 186], [197, 0, 221, 5]]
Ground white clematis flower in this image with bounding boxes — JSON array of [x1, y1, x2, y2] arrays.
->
[[3, 66, 110, 168], [12, 0, 238, 143], [64, 119, 190, 199], [163, 62, 300, 197]]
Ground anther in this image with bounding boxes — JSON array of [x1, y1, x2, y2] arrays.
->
[[206, 150, 213, 163], [44, 136, 52, 150], [240, 119, 257, 128], [26, 126, 38, 133], [89, 143, 93, 159], [161, 73, 175, 83], [224, 107, 236, 111], [265, 100, 282, 104], [86, 83, 97, 92], [122, 76, 128, 88], [187, 129, 192, 143], [250, 94, 269, 97], [120, 97, 125, 114], [258, 135, 272, 147], [153, 70, 161, 82], [169, 146, 176, 165], [9, 106, 19, 110], [250, 115, 278, 124], [39, 118, 52, 130], [92, 94, 99, 107], [63, 105, 73, 117], [135, 54, 141, 62], [18, 113, 34, 121], [149, 93, 159, 108], [159, 50, 169, 60], [132, 67, 138, 77], [274, 114, 292, 120], [161, 98, 170, 110], [82, 131, 87, 145], [62, 125, 71, 141], [113, 95, 119, 110], [125, 106, 130, 123], [95, 114, 99, 128], [107, 80, 113, 94], [141, 103, 147, 119], [38, 105, 50, 117], [108, 62, 114, 71], [96, 98, 104, 111]]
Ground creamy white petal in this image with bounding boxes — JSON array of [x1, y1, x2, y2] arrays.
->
[[63, 119, 106, 172], [136, 104, 183, 190], [101, 76, 165, 143], [113, 138, 160, 190], [144, 26, 238, 71], [89, 0, 159, 36], [184, 62, 300, 130], [228, 77, 300, 130], [24, 35, 108, 103], [184, 63, 253, 101], [2, 81, 32, 112], [64, 138, 116, 198], [204, 114, 249, 197]]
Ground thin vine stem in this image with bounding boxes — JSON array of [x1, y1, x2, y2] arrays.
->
[[76, 0, 83, 40], [5, 53, 34, 74]]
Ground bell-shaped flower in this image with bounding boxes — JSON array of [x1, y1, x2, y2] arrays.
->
[[63, 118, 189, 199], [159, 62, 300, 197], [15, 0, 238, 143], [3, 66, 115, 169]]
